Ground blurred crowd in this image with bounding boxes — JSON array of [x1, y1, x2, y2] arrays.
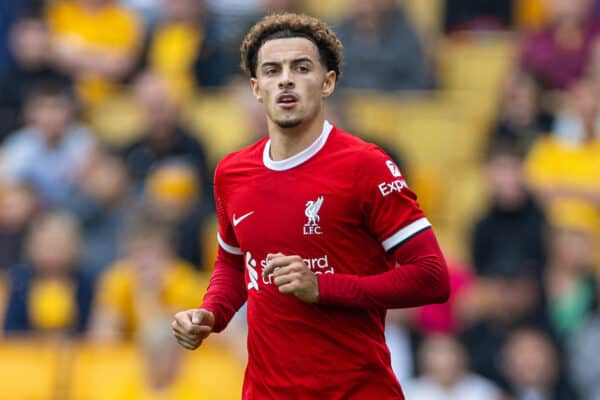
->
[[1, 0, 600, 399]]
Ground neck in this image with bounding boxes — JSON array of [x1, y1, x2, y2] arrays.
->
[[267, 112, 326, 161]]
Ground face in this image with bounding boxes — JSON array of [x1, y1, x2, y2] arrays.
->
[[487, 154, 526, 208], [546, 0, 593, 22], [134, 72, 178, 131], [420, 334, 466, 387], [26, 95, 73, 141], [251, 37, 336, 130], [11, 19, 49, 67], [503, 330, 558, 388], [29, 216, 80, 274]]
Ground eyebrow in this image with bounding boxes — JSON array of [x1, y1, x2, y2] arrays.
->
[[260, 57, 315, 68]]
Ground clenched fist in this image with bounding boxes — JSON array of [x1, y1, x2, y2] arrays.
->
[[263, 253, 319, 303], [171, 308, 215, 350]]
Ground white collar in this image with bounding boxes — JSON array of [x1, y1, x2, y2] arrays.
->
[[263, 120, 333, 171]]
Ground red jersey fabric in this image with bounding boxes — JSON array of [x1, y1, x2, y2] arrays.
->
[[202, 121, 449, 399]]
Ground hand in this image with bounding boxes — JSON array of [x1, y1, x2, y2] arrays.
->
[[262, 253, 319, 303], [171, 309, 215, 350]]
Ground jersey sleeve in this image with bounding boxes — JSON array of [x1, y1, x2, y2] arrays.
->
[[214, 164, 242, 256], [357, 145, 431, 252]]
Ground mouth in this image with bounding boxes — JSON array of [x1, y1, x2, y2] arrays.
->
[[276, 92, 299, 109]]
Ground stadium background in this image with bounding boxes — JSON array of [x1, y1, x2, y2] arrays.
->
[[0, 0, 599, 398]]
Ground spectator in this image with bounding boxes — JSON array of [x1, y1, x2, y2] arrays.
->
[[124, 70, 212, 199], [492, 72, 553, 154], [406, 334, 503, 400], [3, 212, 94, 335], [137, 0, 225, 99], [502, 328, 577, 399], [335, 0, 432, 91], [0, 18, 72, 141], [46, 0, 143, 105], [145, 162, 212, 269], [544, 225, 597, 339], [520, 0, 600, 91], [473, 139, 547, 280], [0, 182, 39, 271], [64, 149, 130, 280], [568, 307, 600, 399], [0, 82, 94, 208], [0, 0, 44, 75], [89, 210, 204, 341], [526, 79, 600, 245]]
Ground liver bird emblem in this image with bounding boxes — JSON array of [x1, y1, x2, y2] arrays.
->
[[305, 196, 324, 226]]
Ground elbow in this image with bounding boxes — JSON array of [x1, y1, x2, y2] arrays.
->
[[424, 259, 450, 304], [433, 262, 450, 304]]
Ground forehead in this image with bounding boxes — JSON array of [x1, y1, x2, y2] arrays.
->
[[257, 37, 320, 64]]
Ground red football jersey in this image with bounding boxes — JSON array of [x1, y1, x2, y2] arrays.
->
[[211, 121, 431, 399]]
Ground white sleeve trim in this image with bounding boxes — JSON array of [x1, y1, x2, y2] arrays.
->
[[217, 233, 242, 255], [381, 217, 432, 251]]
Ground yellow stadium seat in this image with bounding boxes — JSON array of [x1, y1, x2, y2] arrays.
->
[[436, 164, 490, 261], [69, 342, 142, 400], [182, 91, 255, 167], [401, 0, 443, 39], [303, 0, 351, 22], [69, 341, 244, 400], [87, 93, 145, 148], [0, 340, 60, 399], [439, 34, 517, 96]]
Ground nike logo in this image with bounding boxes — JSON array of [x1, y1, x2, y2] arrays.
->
[[233, 211, 254, 227]]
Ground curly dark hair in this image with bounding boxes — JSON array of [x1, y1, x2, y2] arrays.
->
[[240, 13, 343, 80]]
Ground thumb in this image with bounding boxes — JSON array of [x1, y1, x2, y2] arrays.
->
[[191, 309, 203, 325]]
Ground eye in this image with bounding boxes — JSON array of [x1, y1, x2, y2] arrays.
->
[[264, 67, 277, 76], [296, 65, 310, 73]]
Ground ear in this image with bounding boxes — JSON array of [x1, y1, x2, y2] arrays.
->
[[250, 78, 262, 103], [321, 71, 337, 99]]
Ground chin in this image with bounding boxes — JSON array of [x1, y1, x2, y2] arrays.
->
[[274, 116, 303, 129]]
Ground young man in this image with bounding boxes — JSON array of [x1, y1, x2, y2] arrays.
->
[[172, 13, 449, 399]]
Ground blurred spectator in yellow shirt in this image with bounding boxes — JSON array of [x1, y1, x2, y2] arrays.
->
[[3, 211, 94, 335], [137, 0, 225, 102], [124, 71, 212, 200], [89, 208, 205, 341], [526, 79, 600, 242], [46, 0, 142, 105], [145, 162, 212, 269]]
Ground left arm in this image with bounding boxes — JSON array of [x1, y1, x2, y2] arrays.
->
[[317, 228, 449, 308], [264, 228, 449, 309]]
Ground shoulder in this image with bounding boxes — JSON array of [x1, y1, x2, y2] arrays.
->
[[99, 261, 133, 289], [214, 137, 267, 182], [333, 129, 399, 173]]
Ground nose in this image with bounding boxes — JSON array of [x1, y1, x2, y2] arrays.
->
[[278, 67, 295, 90]]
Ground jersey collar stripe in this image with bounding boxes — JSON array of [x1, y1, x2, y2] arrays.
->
[[381, 217, 432, 252], [262, 120, 333, 171], [217, 233, 242, 255]]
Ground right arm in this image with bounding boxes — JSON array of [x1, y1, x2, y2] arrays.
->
[[172, 160, 247, 349]]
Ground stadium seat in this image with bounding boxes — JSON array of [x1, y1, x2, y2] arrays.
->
[[69, 342, 142, 400], [402, 0, 443, 39], [0, 340, 60, 399], [438, 34, 516, 96], [303, 0, 351, 22], [69, 341, 244, 400], [182, 91, 254, 167]]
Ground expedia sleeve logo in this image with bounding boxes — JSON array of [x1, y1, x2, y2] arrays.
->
[[379, 160, 407, 197]]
